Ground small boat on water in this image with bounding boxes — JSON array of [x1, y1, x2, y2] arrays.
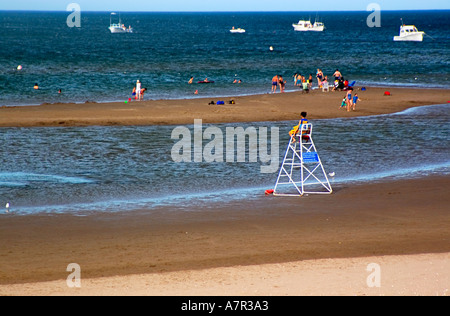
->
[[230, 27, 246, 33], [109, 13, 133, 33], [393, 21, 424, 42], [293, 20, 325, 32]]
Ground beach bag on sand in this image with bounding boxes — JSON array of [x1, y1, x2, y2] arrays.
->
[[384, 91, 391, 96]]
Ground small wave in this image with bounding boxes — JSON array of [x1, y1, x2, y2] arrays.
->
[[0, 172, 93, 187]]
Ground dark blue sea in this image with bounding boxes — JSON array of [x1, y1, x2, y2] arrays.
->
[[0, 10, 449, 105], [0, 11, 449, 215]]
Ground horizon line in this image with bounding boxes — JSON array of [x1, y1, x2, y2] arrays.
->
[[1, 9, 449, 13]]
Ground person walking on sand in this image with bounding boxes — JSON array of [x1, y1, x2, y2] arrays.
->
[[136, 80, 142, 100], [352, 93, 362, 111], [272, 75, 279, 93]]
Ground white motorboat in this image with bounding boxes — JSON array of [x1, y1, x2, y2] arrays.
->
[[109, 13, 133, 33], [393, 23, 424, 42], [230, 27, 246, 33], [293, 20, 325, 32]]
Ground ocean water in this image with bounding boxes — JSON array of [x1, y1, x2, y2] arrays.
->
[[0, 103, 449, 215], [0, 10, 449, 106]]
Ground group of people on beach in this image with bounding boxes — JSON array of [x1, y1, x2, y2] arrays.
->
[[131, 80, 147, 101], [317, 69, 350, 91], [340, 91, 362, 111], [271, 75, 287, 93], [271, 68, 355, 94], [293, 74, 314, 88]]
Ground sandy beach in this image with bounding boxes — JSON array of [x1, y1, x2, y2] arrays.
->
[[0, 175, 449, 296], [1, 87, 450, 127], [0, 87, 449, 296]]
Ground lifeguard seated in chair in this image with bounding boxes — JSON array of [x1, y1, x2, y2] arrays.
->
[[289, 112, 310, 143]]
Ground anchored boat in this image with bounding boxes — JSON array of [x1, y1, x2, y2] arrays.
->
[[292, 20, 325, 32], [393, 20, 424, 42], [109, 13, 133, 33], [230, 27, 246, 34]]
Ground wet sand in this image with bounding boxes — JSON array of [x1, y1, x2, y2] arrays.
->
[[1, 87, 450, 127], [0, 176, 449, 295]]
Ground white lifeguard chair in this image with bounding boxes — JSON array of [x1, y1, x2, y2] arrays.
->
[[273, 123, 332, 197]]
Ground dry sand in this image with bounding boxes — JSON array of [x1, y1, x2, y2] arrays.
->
[[1, 253, 448, 296]]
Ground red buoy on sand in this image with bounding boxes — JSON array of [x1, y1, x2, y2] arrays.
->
[[265, 189, 274, 195]]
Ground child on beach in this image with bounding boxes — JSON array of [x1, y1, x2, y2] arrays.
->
[[140, 88, 147, 101], [352, 93, 362, 111], [340, 97, 347, 109]]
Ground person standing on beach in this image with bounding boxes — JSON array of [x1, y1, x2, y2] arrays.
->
[[308, 74, 313, 89], [272, 75, 279, 93], [333, 69, 342, 81], [293, 73, 298, 86], [346, 90, 353, 112], [279, 75, 286, 93], [316, 69, 323, 88], [136, 80, 142, 101]]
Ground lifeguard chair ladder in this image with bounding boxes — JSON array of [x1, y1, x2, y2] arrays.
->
[[273, 123, 332, 197]]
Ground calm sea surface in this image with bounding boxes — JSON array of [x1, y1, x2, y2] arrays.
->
[[0, 11, 449, 105]]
